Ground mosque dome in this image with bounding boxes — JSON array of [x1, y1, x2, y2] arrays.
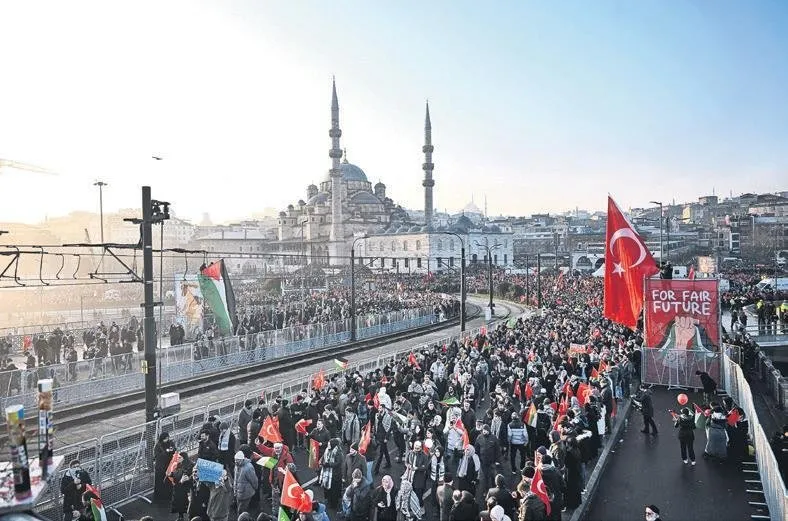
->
[[323, 150, 369, 183], [307, 192, 330, 205], [350, 191, 381, 205]]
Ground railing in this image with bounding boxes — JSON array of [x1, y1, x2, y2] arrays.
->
[[0, 307, 177, 347], [721, 354, 788, 521], [0, 307, 439, 416], [31, 317, 503, 520]]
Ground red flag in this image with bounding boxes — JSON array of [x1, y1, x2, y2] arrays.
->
[[669, 410, 679, 421], [280, 468, 312, 512], [373, 393, 381, 410], [23, 336, 32, 350], [308, 438, 320, 470], [359, 421, 372, 455], [408, 352, 421, 369], [558, 396, 568, 415], [165, 452, 182, 485], [726, 408, 741, 427], [553, 414, 565, 431], [260, 416, 283, 444], [599, 360, 608, 373], [562, 381, 573, 399], [603, 196, 659, 329], [590, 367, 599, 379], [312, 370, 325, 391], [524, 381, 534, 400], [295, 418, 312, 436], [454, 419, 470, 448], [688, 264, 696, 280], [513, 379, 522, 399], [577, 382, 591, 406], [530, 466, 552, 515]]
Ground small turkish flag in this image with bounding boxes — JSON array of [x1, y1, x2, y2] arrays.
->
[[280, 468, 312, 513], [259, 415, 283, 444], [603, 196, 659, 329], [531, 466, 552, 515]]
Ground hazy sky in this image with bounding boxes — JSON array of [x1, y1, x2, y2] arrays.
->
[[1, 0, 787, 224]]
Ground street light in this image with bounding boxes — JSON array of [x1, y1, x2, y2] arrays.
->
[[350, 234, 368, 341], [94, 181, 108, 243], [650, 200, 663, 262], [474, 240, 501, 317], [436, 231, 466, 332]]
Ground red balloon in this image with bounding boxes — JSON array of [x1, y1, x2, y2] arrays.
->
[[677, 393, 688, 405]]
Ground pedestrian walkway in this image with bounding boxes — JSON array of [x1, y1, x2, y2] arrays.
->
[[586, 387, 754, 521]]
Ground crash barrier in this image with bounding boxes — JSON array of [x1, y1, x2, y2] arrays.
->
[[722, 354, 787, 521], [31, 321, 494, 519], [1, 307, 440, 414]]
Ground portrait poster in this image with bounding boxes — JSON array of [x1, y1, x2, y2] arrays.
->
[[175, 276, 204, 338]]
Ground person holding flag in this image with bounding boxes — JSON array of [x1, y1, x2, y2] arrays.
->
[[673, 407, 697, 465]]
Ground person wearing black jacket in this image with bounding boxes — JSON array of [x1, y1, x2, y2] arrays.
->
[[60, 459, 92, 521], [674, 407, 696, 465], [636, 385, 658, 435], [696, 370, 717, 405]]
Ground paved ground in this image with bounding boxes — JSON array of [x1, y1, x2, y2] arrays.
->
[[586, 387, 755, 521]]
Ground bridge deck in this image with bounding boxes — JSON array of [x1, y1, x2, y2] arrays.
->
[[587, 387, 757, 521]]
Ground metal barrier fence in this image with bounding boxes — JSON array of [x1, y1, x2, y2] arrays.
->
[[0, 307, 177, 347], [31, 316, 500, 519], [721, 354, 788, 521], [1, 307, 439, 417], [641, 348, 721, 388]]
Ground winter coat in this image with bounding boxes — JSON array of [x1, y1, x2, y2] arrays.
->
[[675, 414, 695, 441], [207, 477, 233, 519], [507, 420, 528, 446], [234, 460, 258, 501]]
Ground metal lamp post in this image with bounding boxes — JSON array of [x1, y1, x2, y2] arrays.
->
[[437, 231, 466, 332], [475, 240, 501, 317], [650, 200, 664, 262], [350, 235, 367, 341], [94, 181, 108, 243]]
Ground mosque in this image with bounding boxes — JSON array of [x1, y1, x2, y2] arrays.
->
[[276, 80, 513, 272]]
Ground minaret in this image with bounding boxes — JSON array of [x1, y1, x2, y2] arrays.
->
[[422, 100, 435, 230], [328, 78, 345, 261]]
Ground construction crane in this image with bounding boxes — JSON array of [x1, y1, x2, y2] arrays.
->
[[0, 158, 58, 176]]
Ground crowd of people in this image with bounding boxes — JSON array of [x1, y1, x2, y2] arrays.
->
[[124, 275, 645, 521]]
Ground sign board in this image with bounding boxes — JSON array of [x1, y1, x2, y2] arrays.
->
[[195, 458, 224, 484], [642, 279, 720, 387]]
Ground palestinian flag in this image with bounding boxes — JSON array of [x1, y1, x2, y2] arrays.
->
[[334, 357, 349, 370], [308, 438, 320, 470], [256, 456, 278, 469], [439, 396, 460, 407], [198, 260, 237, 336], [90, 498, 108, 521], [278, 507, 292, 521], [524, 402, 538, 428]]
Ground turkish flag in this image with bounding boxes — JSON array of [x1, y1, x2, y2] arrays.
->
[[259, 415, 283, 444], [603, 196, 659, 329], [530, 466, 552, 515], [359, 421, 372, 455], [280, 468, 312, 513], [294, 418, 312, 436]]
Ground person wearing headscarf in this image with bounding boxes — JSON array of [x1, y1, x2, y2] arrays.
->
[[170, 452, 193, 521], [371, 474, 398, 521], [704, 406, 728, 460], [455, 445, 480, 496], [153, 431, 176, 502], [319, 438, 344, 509], [403, 440, 429, 507], [395, 478, 423, 521]]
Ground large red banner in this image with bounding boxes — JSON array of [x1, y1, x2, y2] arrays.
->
[[642, 279, 721, 387], [644, 279, 720, 350]]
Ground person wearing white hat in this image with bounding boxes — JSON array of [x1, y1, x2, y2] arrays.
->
[[233, 451, 258, 516]]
